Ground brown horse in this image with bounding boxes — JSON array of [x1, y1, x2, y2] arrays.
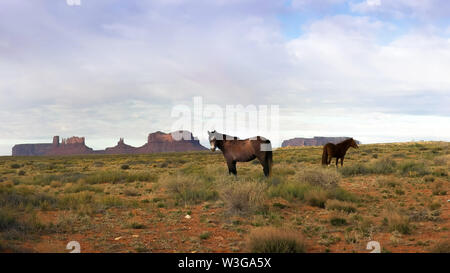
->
[[208, 130, 273, 177], [322, 138, 359, 167]]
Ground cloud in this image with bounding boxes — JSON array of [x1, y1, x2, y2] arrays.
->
[[286, 15, 450, 107], [290, 0, 348, 11], [350, 0, 450, 20]]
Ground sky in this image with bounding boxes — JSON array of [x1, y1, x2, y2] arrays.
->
[[0, 0, 449, 155]]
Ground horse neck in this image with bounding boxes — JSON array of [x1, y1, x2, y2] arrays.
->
[[338, 140, 352, 153], [216, 140, 225, 151]]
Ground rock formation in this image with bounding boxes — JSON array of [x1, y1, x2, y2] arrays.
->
[[104, 138, 137, 154], [12, 143, 53, 156], [282, 136, 361, 147], [48, 136, 94, 155], [136, 131, 206, 153], [12, 131, 207, 156]]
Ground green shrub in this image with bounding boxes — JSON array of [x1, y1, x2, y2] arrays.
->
[[0, 209, 19, 231], [57, 192, 95, 210], [398, 161, 428, 177], [268, 181, 313, 201], [330, 216, 348, 226], [340, 163, 371, 176], [432, 168, 448, 177], [328, 187, 358, 202], [0, 187, 56, 209], [128, 222, 146, 229], [371, 157, 397, 174], [100, 196, 124, 208], [200, 231, 211, 240], [161, 175, 218, 205], [31, 173, 85, 185]]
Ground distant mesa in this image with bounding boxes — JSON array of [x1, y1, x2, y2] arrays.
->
[[281, 136, 361, 147], [12, 131, 207, 156]]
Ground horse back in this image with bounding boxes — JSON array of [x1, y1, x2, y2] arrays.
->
[[223, 137, 269, 162], [323, 143, 337, 156]]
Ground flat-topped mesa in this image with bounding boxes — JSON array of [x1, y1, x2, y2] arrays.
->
[[147, 130, 197, 143], [282, 136, 361, 147], [148, 131, 174, 143], [12, 143, 53, 156], [138, 130, 206, 153]]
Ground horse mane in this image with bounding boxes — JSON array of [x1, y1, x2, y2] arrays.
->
[[337, 138, 354, 147], [211, 131, 239, 141]]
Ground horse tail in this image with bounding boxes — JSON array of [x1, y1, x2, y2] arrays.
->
[[322, 145, 328, 165], [266, 150, 273, 177], [262, 140, 273, 177]]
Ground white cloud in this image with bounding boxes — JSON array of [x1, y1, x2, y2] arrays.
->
[[351, 0, 450, 19], [286, 15, 450, 99], [291, 0, 347, 10]]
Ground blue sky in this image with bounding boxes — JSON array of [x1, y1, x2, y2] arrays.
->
[[0, 0, 449, 155]]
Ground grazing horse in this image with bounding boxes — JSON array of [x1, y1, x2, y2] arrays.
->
[[208, 130, 273, 177], [322, 138, 359, 167]]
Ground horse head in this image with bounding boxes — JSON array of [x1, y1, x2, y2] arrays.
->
[[208, 130, 218, 151], [350, 138, 359, 149]]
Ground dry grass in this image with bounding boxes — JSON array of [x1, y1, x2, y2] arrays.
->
[[298, 168, 340, 189], [159, 174, 218, 205], [325, 199, 357, 213], [0, 141, 448, 253], [247, 227, 306, 253], [382, 209, 413, 235], [304, 188, 328, 208], [430, 240, 450, 253], [219, 180, 267, 215]]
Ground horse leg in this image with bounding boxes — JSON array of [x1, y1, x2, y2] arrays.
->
[[227, 160, 237, 176], [231, 161, 237, 175], [335, 157, 339, 168], [255, 155, 268, 177], [327, 155, 332, 166], [341, 157, 344, 167], [262, 162, 270, 177]]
